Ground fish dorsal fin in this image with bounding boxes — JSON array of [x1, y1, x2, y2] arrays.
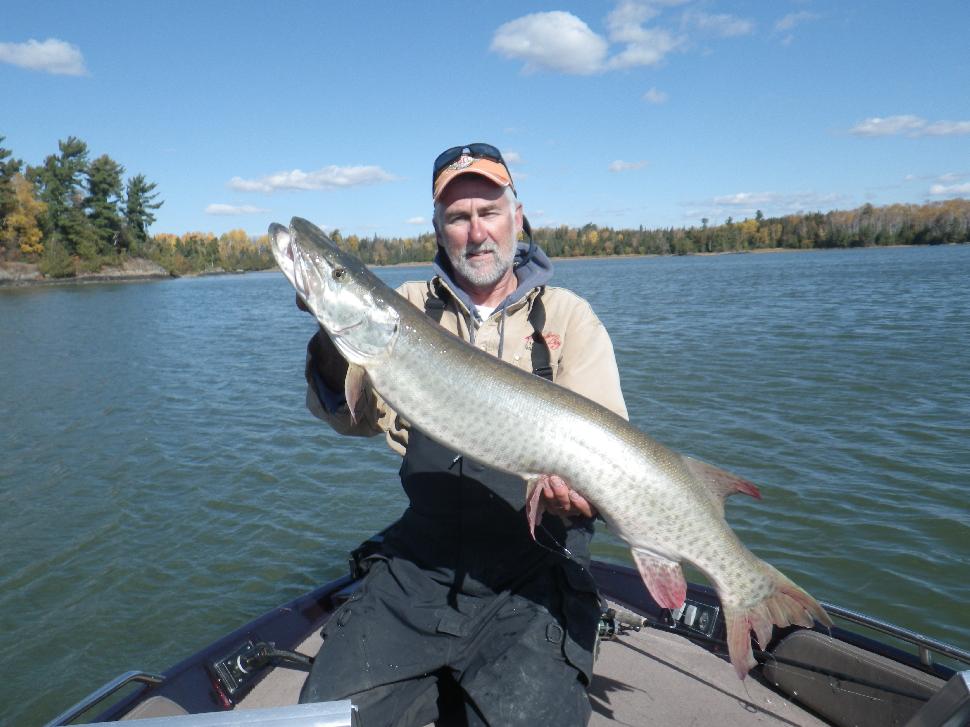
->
[[631, 548, 687, 610], [344, 364, 368, 425], [681, 455, 761, 516]]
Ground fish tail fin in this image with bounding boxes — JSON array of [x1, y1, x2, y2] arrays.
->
[[722, 563, 832, 680]]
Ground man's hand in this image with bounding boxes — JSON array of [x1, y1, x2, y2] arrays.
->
[[538, 474, 596, 519]]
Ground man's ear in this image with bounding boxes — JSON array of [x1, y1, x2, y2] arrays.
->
[[515, 202, 524, 234]]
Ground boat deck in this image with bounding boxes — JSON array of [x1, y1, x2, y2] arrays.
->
[[236, 602, 827, 726]]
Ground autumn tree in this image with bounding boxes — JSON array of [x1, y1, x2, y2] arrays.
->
[[0, 137, 24, 256], [1, 173, 47, 256]]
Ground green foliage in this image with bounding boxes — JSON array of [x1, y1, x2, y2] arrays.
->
[[37, 238, 75, 278], [86, 154, 125, 254], [28, 136, 92, 255], [1, 135, 165, 276], [125, 174, 163, 248]]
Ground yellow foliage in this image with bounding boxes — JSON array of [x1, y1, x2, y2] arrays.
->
[[182, 231, 216, 243], [1, 174, 47, 256], [219, 228, 252, 256], [154, 233, 179, 248]]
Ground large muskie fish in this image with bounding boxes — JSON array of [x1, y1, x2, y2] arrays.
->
[[270, 217, 832, 678]]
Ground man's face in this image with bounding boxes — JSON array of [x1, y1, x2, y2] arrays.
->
[[435, 175, 523, 293]]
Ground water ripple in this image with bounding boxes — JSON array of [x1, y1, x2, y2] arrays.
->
[[2, 250, 969, 724]]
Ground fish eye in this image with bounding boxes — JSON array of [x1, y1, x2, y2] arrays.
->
[[332, 267, 347, 281]]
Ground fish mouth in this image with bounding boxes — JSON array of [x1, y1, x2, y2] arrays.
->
[[330, 319, 364, 336]]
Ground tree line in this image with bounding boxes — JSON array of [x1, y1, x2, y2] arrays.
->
[[0, 134, 276, 278], [3, 134, 968, 278], [336, 199, 970, 266]]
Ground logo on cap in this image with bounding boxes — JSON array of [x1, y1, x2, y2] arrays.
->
[[448, 154, 475, 172]]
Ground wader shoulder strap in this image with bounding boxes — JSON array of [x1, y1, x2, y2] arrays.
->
[[528, 289, 553, 381], [424, 280, 448, 323]]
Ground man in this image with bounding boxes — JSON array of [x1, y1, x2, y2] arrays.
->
[[299, 143, 627, 726]]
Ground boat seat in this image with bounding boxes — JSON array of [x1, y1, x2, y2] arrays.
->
[[763, 629, 944, 727], [120, 695, 188, 720]]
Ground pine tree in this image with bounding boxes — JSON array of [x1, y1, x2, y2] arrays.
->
[[86, 154, 125, 253], [124, 174, 163, 250]]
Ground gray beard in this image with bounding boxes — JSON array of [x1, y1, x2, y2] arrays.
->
[[448, 240, 516, 289]]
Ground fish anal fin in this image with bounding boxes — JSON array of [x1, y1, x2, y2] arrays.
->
[[344, 364, 367, 425], [682, 455, 761, 512], [631, 548, 687, 610]]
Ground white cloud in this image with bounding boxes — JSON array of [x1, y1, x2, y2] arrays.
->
[[608, 26, 683, 69], [205, 204, 270, 215], [490, 11, 609, 75], [848, 115, 927, 137], [714, 192, 778, 206], [929, 182, 970, 196], [0, 38, 87, 75], [774, 11, 819, 32], [609, 159, 648, 172], [642, 87, 668, 104], [503, 151, 523, 164], [406, 216, 427, 225], [606, 1, 661, 40], [605, 2, 684, 68], [708, 191, 847, 216], [849, 115, 970, 137], [228, 165, 395, 193], [491, 3, 689, 75], [684, 11, 754, 37], [922, 120, 970, 136]]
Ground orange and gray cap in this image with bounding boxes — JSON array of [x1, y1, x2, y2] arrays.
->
[[432, 143, 515, 201]]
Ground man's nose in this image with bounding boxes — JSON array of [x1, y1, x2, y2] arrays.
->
[[468, 214, 488, 244]]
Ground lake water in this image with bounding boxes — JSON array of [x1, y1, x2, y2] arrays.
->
[[1, 245, 968, 725]]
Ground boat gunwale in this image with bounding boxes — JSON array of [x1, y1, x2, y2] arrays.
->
[[49, 561, 968, 725]]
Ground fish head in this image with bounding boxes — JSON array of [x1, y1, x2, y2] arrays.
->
[[270, 218, 400, 365]]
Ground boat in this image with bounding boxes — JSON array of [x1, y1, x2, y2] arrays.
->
[[45, 530, 970, 727]]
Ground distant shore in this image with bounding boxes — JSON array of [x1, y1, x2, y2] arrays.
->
[[0, 258, 258, 288], [2, 243, 958, 287]]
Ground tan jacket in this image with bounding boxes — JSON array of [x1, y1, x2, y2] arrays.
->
[[306, 277, 628, 457]]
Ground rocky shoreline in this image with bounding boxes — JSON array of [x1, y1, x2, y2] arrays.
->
[[0, 258, 173, 287]]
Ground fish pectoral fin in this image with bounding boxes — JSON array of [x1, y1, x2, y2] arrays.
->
[[344, 364, 368, 425], [524, 476, 547, 541], [681, 455, 761, 514], [631, 548, 687, 610]]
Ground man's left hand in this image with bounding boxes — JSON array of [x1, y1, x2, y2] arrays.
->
[[538, 474, 597, 519]]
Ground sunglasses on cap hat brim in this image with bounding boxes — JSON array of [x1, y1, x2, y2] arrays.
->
[[432, 143, 515, 198]]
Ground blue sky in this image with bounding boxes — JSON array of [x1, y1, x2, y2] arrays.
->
[[2, 1, 968, 240]]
